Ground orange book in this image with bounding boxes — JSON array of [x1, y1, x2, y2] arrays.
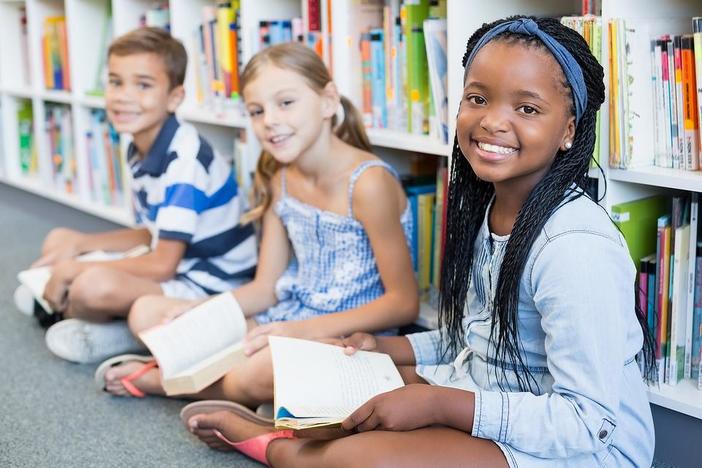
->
[[681, 35, 699, 170], [56, 19, 70, 90], [42, 33, 53, 89]]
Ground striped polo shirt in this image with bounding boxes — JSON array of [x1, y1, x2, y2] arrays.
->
[[129, 114, 257, 294]]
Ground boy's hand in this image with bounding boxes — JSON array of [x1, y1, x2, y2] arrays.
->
[[33, 228, 86, 267], [341, 384, 438, 432], [244, 320, 310, 356], [43, 260, 83, 312]]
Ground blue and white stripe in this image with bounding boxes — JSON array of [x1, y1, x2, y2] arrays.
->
[[129, 114, 256, 293]]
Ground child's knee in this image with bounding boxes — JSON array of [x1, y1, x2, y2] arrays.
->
[[127, 295, 167, 334], [44, 227, 76, 246], [234, 349, 274, 400], [67, 267, 117, 315]]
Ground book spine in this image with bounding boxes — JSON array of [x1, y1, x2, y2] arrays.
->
[[360, 33, 373, 128], [369, 29, 387, 128], [692, 19, 702, 173], [685, 194, 698, 378], [681, 35, 699, 171]]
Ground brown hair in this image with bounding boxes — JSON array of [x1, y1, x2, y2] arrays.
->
[[108, 27, 187, 89], [240, 42, 371, 223]]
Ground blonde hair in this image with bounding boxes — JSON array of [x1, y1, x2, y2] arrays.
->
[[240, 43, 371, 223], [108, 27, 187, 89]]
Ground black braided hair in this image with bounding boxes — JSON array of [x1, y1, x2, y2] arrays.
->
[[439, 15, 656, 392]]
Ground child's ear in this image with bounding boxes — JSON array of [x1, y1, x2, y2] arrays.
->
[[560, 115, 576, 152], [166, 85, 185, 113], [321, 81, 341, 120]]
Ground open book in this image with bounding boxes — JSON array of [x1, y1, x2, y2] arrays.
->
[[17, 245, 150, 314], [269, 336, 404, 430], [139, 292, 248, 396]]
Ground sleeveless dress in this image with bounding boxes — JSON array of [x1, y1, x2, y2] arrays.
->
[[254, 160, 413, 335]]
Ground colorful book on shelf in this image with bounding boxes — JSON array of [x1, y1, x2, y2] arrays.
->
[[681, 35, 699, 170], [405, 183, 436, 272], [610, 195, 669, 269], [269, 336, 404, 431], [656, 215, 671, 382], [684, 194, 698, 378], [17, 100, 34, 175], [423, 18, 448, 144], [369, 28, 387, 128], [692, 240, 702, 382], [668, 222, 690, 385], [692, 18, 702, 170], [139, 292, 248, 396], [404, 0, 430, 135]]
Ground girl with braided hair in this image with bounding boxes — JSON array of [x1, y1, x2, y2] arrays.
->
[[182, 16, 655, 467]]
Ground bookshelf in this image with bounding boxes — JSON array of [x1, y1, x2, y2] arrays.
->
[[0, 0, 701, 420]]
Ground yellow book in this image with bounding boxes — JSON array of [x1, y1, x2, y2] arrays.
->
[[269, 337, 404, 431]]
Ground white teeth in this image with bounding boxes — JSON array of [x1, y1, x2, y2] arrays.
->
[[270, 135, 289, 144], [478, 142, 517, 154]]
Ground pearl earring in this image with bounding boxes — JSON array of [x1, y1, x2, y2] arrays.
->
[[564, 141, 572, 150]]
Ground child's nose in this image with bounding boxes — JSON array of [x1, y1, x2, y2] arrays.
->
[[263, 106, 281, 127], [480, 108, 510, 133]]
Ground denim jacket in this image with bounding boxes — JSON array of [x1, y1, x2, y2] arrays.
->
[[407, 191, 654, 467]]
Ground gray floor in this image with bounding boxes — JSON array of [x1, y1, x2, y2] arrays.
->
[[0, 183, 257, 467]]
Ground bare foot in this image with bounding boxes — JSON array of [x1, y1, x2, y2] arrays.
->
[[188, 410, 276, 452], [103, 361, 164, 397]]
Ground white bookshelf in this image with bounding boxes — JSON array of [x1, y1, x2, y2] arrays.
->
[[0, 0, 701, 419]]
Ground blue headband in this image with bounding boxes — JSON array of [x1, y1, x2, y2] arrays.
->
[[464, 18, 587, 124]]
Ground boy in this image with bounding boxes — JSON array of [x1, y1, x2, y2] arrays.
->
[[17, 28, 257, 363]]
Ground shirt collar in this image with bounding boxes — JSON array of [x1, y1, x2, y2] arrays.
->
[[128, 113, 180, 176]]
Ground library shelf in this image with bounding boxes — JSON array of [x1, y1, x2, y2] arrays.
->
[[608, 167, 702, 193], [366, 127, 449, 157], [76, 94, 106, 109], [647, 379, 702, 420], [38, 89, 72, 104], [0, 174, 133, 227], [3, 86, 34, 100], [178, 104, 248, 129]]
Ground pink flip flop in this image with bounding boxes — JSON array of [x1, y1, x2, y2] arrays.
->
[[180, 400, 293, 465], [94, 354, 157, 398]]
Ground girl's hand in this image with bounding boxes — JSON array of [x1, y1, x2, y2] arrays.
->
[[244, 320, 310, 356], [341, 384, 438, 432], [43, 260, 82, 312], [159, 299, 201, 324], [338, 332, 377, 355], [33, 228, 86, 267]]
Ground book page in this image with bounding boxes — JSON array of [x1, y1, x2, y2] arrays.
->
[[139, 292, 247, 379], [16, 247, 146, 313], [269, 337, 404, 422]]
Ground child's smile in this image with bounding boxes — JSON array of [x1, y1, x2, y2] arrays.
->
[[457, 40, 575, 191], [105, 52, 183, 155]]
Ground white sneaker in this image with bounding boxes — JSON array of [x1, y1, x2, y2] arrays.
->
[[45, 319, 144, 364], [13, 284, 35, 316]]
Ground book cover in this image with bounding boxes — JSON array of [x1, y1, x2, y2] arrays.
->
[[611, 195, 669, 268]]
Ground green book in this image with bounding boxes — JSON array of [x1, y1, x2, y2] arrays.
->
[[611, 195, 669, 269], [17, 100, 33, 174], [404, 0, 429, 135]]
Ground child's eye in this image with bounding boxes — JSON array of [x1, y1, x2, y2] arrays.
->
[[518, 105, 539, 115], [248, 109, 263, 117], [465, 95, 486, 105], [108, 79, 121, 87], [280, 99, 295, 107], [137, 82, 152, 90]]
